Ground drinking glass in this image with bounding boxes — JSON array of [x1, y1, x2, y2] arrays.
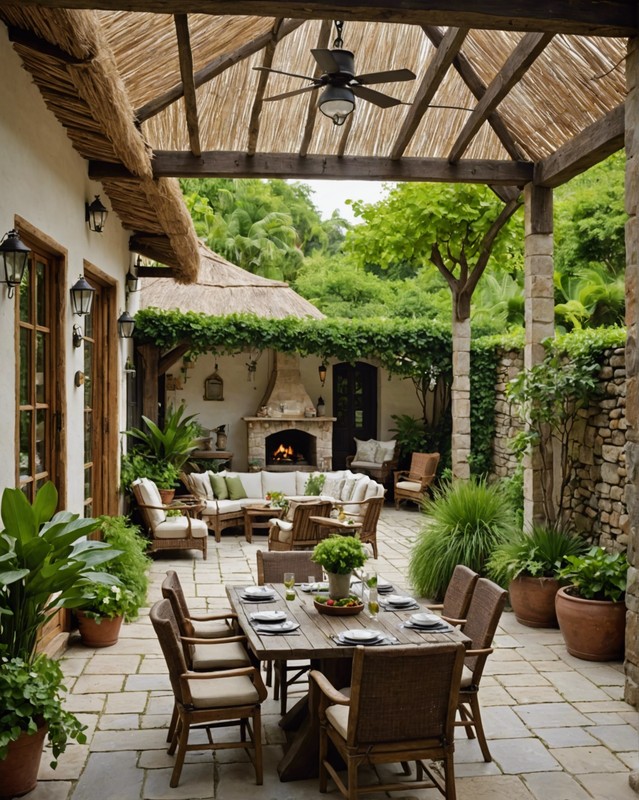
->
[[367, 586, 379, 620], [283, 572, 295, 601]]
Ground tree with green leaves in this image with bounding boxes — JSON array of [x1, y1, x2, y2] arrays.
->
[[347, 182, 523, 477]]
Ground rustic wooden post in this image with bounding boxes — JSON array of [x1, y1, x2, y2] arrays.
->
[[137, 343, 160, 423], [624, 36, 639, 731], [523, 183, 554, 526]]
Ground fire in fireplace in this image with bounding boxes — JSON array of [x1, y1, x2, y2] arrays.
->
[[266, 430, 316, 468]]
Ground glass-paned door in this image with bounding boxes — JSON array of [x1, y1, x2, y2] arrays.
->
[[332, 362, 378, 469]]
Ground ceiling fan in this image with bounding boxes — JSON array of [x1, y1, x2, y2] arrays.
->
[[254, 21, 416, 126]]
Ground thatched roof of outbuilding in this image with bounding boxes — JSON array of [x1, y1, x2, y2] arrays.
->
[[139, 241, 324, 319]]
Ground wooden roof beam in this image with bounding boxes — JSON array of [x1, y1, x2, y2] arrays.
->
[[423, 25, 527, 161], [391, 26, 468, 161], [17, 2, 637, 37], [90, 151, 534, 184], [174, 14, 201, 157], [7, 26, 92, 65], [448, 32, 553, 163], [535, 104, 625, 188], [135, 18, 305, 122], [247, 18, 285, 155], [299, 19, 332, 158]]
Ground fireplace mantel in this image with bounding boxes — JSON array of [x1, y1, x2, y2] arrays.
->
[[244, 416, 337, 422]]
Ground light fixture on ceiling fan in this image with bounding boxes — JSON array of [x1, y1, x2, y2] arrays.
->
[[254, 20, 416, 126]]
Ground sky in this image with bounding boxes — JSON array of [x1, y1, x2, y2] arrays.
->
[[300, 179, 392, 223]]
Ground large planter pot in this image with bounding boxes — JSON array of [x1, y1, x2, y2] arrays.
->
[[76, 611, 123, 647], [555, 586, 626, 661], [327, 571, 352, 600], [0, 724, 48, 799], [509, 576, 560, 628], [159, 488, 176, 505]]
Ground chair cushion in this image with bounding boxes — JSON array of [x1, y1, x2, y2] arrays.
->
[[192, 619, 234, 639], [354, 438, 377, 462], [187, 472, 214, 500], [343, 476, 370, 514], [191, 641, 251, 671], [225, 476, 247, 501], [213, 499, 245, 514], [136, 478, 166, 527], [323, 476, 344, 499], [263, 471, 297, 497], [349, 460, 380, 471], [188, 674, 260, 708], [396, 480, 422, 492], [460, 665, 474, 689], [154, 517, 208, 539], [375, 440, 396, 463], [209, 473, 229, 500], [272, 519, 293, 532], [326, 703, 350, 740]]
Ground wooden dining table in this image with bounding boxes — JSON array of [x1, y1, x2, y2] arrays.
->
[[226, 581, 470, 781]]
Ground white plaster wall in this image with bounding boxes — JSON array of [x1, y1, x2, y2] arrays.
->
[[165, 350, 422, 470], [0, 27, 133, 510]]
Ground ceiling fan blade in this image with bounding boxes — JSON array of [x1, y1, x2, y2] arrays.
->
[[253, 65, 318, 82], [351, 85, 405, 108], [311, 48, 341, 74], [355, 68, 416, 86], [263, 85, 319, 102]]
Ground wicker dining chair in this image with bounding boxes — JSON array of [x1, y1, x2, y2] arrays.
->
[[150, 599, 267, 788], [256, 550, 323, 715], [268, 500, 332, 550], [310, 642, 465, 800], [162, 570, 238, 639], [455, 577, 508, 762], [393, 452, 440, 510], [426, 565, 479, 627]]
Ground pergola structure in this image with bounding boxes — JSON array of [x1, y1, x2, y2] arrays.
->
[[6, 1, 639, 724]]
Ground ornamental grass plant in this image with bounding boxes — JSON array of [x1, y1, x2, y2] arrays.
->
[[409, 476, 518, 599]]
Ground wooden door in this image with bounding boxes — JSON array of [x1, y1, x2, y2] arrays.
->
[[332, 362, 377, 469]]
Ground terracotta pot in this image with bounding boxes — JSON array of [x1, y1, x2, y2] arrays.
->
[[509, 576, 560, 628], [0, 724, 48, 798], [77, 611, 123, 648], [555, 586, 626, 661], [327, 571, 352, 600], [159, 488, 176, 505]]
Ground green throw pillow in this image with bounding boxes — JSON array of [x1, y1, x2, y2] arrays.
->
[[225, 476, 247, 501], [209, 473, 229, 500]]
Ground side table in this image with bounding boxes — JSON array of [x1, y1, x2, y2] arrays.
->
[[243, 504, 283, 543]]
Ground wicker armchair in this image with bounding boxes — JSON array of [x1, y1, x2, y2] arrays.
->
[[268, 500, 332, 551], [426, 565, 479, 627], [346, 441, 399, 486], [256, 550, 323, 715], [310, 642, 465, 800], [455, 578, 508, 762], [329, 495, 385, 558], [132, 477, 208, 559], [150, 599, 267, 788], [393, 452, 440, 509]]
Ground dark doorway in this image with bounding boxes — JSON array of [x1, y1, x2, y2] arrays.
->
[[332, 362, 378, 469]]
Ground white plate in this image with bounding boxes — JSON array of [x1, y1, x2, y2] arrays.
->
[[385, 594, 414, 606], [377, 579, 393, 590], [340, 629, 381, 643], [255, 620, 300, 633], [301, 582, 329, 593], [409, 612, 441, 627], [243, 586, 275, 598], [250, 610, 287, 623]]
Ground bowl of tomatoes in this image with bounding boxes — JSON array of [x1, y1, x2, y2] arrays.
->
[[313, 595, 364, 616]]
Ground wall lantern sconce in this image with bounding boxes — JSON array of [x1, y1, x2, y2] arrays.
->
[[204, 364, 224, 401], [0, 229, 30, 298], [70, 274, 95, 316], [72, 324, 85, 349], [126, 255, 141, 294], [117, 310, 135, 339], [85, 194, 108, 233], [318, 362, 327, 387]]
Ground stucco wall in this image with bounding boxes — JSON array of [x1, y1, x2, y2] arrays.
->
[[0, 27, 132, 512]]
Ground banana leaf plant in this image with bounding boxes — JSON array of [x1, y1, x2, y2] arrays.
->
[[124, 403, 200, 470]]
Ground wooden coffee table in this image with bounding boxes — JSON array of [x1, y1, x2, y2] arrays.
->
[[243, 504, 282, 543]]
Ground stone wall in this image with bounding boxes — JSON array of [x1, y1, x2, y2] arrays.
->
[[490, 347, 628, 550]]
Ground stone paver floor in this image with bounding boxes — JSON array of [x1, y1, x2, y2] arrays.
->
[[27, 507, 638, 800]]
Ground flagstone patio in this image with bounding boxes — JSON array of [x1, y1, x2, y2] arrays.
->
[[29, 507, 638, 800]]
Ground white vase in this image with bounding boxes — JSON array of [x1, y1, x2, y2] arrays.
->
[[327, 571, 351, 600]]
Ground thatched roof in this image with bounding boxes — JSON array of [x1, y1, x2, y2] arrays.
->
[[139, 241, 324, 319]]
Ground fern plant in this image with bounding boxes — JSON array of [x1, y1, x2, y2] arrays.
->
[[409, 477, 518, 599]]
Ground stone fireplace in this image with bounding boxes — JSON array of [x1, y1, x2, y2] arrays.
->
[[244, 353, 334, 471]]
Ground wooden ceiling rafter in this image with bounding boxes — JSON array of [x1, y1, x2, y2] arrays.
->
[[247, 18, 286, 155], [448, 31, 554, 163], [422, 25, 528, 162], [135, 17, 306, 122], [299, 19, 332, 158], [174, 13, 201, 156], [336, 112, 354, 157]]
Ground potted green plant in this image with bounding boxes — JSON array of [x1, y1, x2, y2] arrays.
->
[[120, 453, 181, 503], [488, 525, 587, 627], [312, 535, 368, 599], [555, 546, 628, 661], [76, 515, 151, 648], [0, 483, 119, 797]]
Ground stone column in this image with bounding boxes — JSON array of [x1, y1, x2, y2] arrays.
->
[[624, 37, 639, 726], [523, 184, 554, 526], [451, 314, 471, 480]]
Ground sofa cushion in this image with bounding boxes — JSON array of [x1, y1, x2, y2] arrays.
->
[[228, 471, 263, 498], [153, 516, 208, 539], [136, 478, 166, 527], [375, 439, 396, 463], [187, 471, 214, 500], [323, 476, 344, 499], [263, 471, 297, 497], [209, 473, 229, 500], [365, 481, 384, 499], [396, 479, 422, 492], [225, 476, 248, 501], [354, 437, 377, 462], [341, 477, 360, 502], [211, 499, 245, 514]]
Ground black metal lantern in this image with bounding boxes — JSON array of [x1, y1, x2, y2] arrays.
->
[[125, 269, 139, 294], [318, 85, 355, 126], [70, 274, 95, 316], [117, 310, 135, 339], [318, 362, 327, 386], [85, 194, 109, 233], [0, 229, 30, 298]]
